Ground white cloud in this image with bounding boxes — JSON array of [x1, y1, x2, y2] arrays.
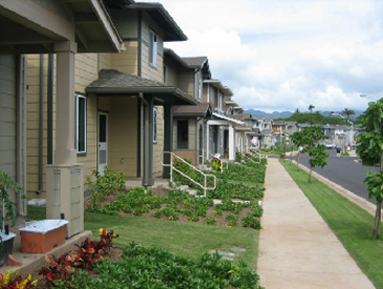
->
[[140, 0, 383, 112]]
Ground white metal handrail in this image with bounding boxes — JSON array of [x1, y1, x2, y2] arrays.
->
[[243, 151, 261, 164], [200, 149, 229, 170], [249, 147, 268, 159], [163, 151, 216, 197]]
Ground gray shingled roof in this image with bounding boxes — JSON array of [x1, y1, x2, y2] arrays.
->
[[128, 3, 187, 41], [182, 57, 208, 68], [86, 69, 197, 104], [173, 103, 212, 117], [230, 114, 253, 121]]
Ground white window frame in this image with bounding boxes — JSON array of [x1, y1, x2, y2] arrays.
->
[[75, 93, 87, 155], [219, 92, 223, 110], [196, 74, 202, 99], [153, 107, 158, 143], [149, 30, 158, 68]]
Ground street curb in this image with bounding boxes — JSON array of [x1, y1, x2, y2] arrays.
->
[[289, 160, 382, 219]]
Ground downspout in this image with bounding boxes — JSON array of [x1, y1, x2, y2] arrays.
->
[[47, 54, 54, 165], [37, 55, 44, 194]]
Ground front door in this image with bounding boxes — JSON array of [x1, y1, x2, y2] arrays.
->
[[98, 112, 108, 175]]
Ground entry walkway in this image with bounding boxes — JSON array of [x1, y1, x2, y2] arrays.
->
[[257, 158, 375, 289]]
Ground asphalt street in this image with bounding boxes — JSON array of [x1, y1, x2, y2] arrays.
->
[[293, 149, 379, 204]]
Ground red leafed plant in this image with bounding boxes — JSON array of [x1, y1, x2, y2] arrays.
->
[[0, 270, 37, 289], [38, 252, 74, 283], [71, 229, 119, 269], [99, 228, 119, 254], [70, 238, 104, 269]]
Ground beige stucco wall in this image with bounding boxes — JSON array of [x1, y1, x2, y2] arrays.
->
[[153, 106, 164, 176]]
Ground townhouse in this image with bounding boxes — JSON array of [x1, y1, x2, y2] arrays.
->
[[0, 0, 125, 235], [26, 0, 199, 208]]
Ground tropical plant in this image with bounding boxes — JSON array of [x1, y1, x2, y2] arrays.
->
[[0, 172, 24, 231], [0, 270, 37, 289], [86, 166, 126, 209], [308, 104, 315, 113], [211, 159, 222, 172], [341, 108, 356, 121], [357, 98, 383, 238], [225, 214, 238, 226], [242, 212, 261, 229], [206, 216, 216, 225], [38, 252, 74, 284]]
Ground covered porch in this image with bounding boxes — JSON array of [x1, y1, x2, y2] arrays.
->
[[86, 69, 197, 187]]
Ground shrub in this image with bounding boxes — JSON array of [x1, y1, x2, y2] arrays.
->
[[235, 151, 242, 163], [0, 270, 37, 289], [225, 214, 238, 226], [87, 166, 126, 209], [206, 216, 216, 225], [242, 212, 261, 229]]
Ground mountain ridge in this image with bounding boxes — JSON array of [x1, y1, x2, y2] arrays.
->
[[244, 109, 364, 120]]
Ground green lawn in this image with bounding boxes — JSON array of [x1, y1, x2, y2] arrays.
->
[[26, 206, 259, 268], [84, 211, 259, 268], [280, 159, 383, 289]]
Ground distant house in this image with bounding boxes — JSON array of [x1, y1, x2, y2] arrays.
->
[[272, 121, 298, 136], [253, 119, 274, 149]]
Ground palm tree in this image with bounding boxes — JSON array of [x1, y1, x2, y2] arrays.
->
[[308, 105, 315, 113], [341, 108, 355, 121]]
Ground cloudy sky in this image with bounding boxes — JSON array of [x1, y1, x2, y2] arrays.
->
[[141, 0, 383, 112]]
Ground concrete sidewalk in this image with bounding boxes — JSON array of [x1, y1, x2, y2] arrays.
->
[[257, 158, 375, 289]]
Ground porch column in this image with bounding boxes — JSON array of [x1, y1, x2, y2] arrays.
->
[[54, 41, 77, 164], [46, 41, 84, 237], [206, 121, 210, 158], [229, 124, 235, 161], [163, 104, 173, 179], [142, 96, 154, 186]]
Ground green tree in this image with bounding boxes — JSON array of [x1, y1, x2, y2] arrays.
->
[[341, 108, 355, 121], [290, 131, 309, 170], [302, 126, 328, 182], [306, 144, 329, 183], [357, 99, 383, 239], [308, 105, 315, 113]]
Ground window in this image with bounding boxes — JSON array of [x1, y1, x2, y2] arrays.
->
[[195, 74, 202, 99], [163, 65, 168, 84], [149, 30, 158, 68], [219, 92, 223, 110], [76, 94, 86, 155], [153, 107, 158, 143], [177, 120, 188, 149]]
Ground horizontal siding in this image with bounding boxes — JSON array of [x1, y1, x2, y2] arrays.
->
[[99, 54, 111, 70], [0, 54, 17, 178], [110, 41, 138, 75], [75, 53, 98, 93], [141, 44, 163, 83], [178, 70, 194, 96]]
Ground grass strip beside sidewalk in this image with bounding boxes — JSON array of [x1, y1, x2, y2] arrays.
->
[[280, 159, 383, 289]]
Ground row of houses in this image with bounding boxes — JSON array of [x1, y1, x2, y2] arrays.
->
[[0, 0, 263, 236], [0, 0, 360, 237]]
